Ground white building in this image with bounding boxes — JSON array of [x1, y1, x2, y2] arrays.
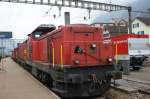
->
[[132, 17, 150, 34]]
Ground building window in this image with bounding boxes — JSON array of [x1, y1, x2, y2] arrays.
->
[[133, 24, 134, 28], [133, 23, 139, 28], [138, 31, 144, 34], [137, 23, 139, 27], [141, 31, 144, 34]]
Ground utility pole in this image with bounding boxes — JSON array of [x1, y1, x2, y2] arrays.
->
[[128, 7, 132, 34]]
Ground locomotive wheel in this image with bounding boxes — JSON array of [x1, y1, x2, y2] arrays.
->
[[42, 73, 53, 87], [37, 70, 42, 81]]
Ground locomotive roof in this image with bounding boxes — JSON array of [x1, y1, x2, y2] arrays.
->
[[46, 24, 98, 35], [30, 24, 99, 40], [28, 24, 56, 36]]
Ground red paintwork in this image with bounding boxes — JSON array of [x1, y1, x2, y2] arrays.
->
[[32, 41, 40, 61], [18, 41, 27, 61], [12, 48, 17, 60], [111, 34, 149, 56], [38, 38, 48, 62], [46, 24, 113, 67], [16, 24, 113, 68], [27, 35, 40, 61], [12, 48, 18, 60]]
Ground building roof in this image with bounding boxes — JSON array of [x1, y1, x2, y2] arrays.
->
[[136, 17, 150, 25]]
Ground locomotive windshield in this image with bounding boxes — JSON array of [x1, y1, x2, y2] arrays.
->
[[34, 32, 42, 38], [32, 24, 56, 39]]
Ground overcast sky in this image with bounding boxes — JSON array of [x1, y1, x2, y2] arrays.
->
[[0, 0, 140, 39]]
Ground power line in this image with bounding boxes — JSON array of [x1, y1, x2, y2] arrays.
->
[[132, 10, 150, 14], [0, 0, 132, 33], [0, 0, 130, 11]]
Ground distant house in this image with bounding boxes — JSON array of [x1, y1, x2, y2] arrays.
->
[[132, 17, 150, 34]]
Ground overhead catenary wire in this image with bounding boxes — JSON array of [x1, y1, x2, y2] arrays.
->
[[132, 10, 150, 14]]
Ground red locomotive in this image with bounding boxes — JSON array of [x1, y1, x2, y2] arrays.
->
[[111, 34, 150, 70], [12, 48, 18, 61], [18, 41, 28, 63], [12, 24, 121, 97]]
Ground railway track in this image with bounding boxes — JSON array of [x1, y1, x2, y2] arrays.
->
[[112, 78, 150, 95], [22, 63, 150, 99], [59, 78, 150, 99]]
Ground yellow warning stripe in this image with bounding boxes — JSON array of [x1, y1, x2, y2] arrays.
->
[[115, 44, 118, 64], [52, 47, 55, 68], [60, 45, 63, 69]]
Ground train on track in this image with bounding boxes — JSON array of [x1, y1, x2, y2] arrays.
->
[[92, 22, 150, 71], [12, 24, 122, 98], [111, 34, 150, 70]]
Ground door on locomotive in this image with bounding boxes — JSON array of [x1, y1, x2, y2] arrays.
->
[[27, 24, 56, 62]]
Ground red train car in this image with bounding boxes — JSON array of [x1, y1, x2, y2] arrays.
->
[[38, 38, 48, 62], [27, 24, 55, 62], [12, 50, 15, 59], [18, 41, 28, 62], [111, 34, 150, 70], [27, 35, 40, 61], [28, 24, 114, 67], [43, 24, 113, 67], [13, 24, 121, 97], [12, 48, 18, 61]]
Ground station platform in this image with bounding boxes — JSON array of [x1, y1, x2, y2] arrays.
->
[[0, 58, 60, 99]]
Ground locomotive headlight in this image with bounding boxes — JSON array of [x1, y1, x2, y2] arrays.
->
[[91, 44, 96, 49], [108, 58, 112, 62], [74, 60, 80, 65]]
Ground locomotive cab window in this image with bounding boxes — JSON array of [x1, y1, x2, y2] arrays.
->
[[33, 32, 42, 38]]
